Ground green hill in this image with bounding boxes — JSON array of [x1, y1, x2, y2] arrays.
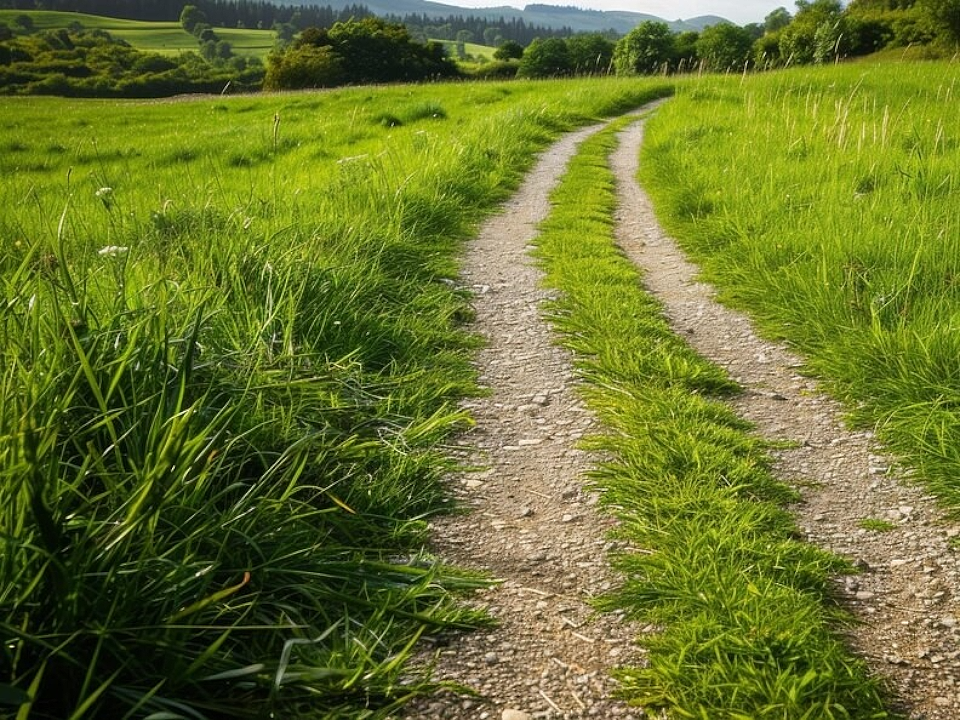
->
[[314, 0, 732, 33], [0, 10, 275, 56]]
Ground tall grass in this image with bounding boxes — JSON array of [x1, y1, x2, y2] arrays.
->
[[0, 79, 671, 718], [531, 119, 892, 718], [639, 62, 960, 508]]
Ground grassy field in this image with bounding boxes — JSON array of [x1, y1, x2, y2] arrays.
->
[[4, 53, 959, 719], [0, 78, 669, 719], [438, 39, 496, 61], [640, 62, 960, 511], [0, 10, 276, 56]]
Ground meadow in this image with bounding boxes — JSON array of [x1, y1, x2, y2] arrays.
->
[[4, 58, 960, 720], [0, 79, 668, 719], [641, 62, 960, 510]]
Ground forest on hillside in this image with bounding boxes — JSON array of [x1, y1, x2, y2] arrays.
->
[[0, 0, 574, 45]]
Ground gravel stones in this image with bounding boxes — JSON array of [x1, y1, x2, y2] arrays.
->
[[403, 122, 643, 720]]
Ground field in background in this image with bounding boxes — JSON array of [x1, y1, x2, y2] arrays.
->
[[0, 78, 669, 720], [641, 61, 960, 510], [438, 39, 496, 61], [0, 9, 276, 56], [0, 10, 499, 61]]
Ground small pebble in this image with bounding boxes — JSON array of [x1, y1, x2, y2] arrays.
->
[[502, 710, 532, 720]]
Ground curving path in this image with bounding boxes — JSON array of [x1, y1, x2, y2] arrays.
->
[[404, 108, 960, 720]]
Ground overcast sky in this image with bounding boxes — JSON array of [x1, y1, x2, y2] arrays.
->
[[440, 1, 795, 26]]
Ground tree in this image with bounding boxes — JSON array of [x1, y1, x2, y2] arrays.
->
[[778, 0, 845, 63], [566, 33, 614, 74], [195, 25, 215, 42], [266, 18, 459, 89], [765, 7, 793, 32], [179, 5, 205, 34], [673, 30, 700, 70], [613, 21, 676, 75], [846, 0, 928, 49], [264, 44, 344, 89], [273, 22, 296, 44], [517, 37, 571, 77], [920, 0, 960, 44], [483, 27, 502, 46], [753, 31, 784, 67], [695, 22, 754, 71], [13, 14, 34, 32], [493, 39, 523, 60]]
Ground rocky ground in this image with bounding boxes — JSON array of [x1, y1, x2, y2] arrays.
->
[[403, 108, 960, 720]]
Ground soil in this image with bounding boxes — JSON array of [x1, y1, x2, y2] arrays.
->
[[403, 106, 960, 720]]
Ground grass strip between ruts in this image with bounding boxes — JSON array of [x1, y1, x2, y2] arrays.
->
[[529, 115, 895, 719]]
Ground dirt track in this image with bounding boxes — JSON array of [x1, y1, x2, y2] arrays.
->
[[405, 107, 960, 720]]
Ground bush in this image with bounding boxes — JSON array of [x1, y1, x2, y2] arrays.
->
[[132, 53, 178, 74], [264, 44, 344, 90], [517, 37, 571, 77], [493, 39, 523, 60], [0, 27, 264, 97], [469, 59, 520, 78]]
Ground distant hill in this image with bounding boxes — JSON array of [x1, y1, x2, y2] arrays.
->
[[309, 1, 734, 34]]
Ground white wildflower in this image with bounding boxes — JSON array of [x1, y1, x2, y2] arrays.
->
[[98, 245, 129, 257], [96, 186, 115, 209]]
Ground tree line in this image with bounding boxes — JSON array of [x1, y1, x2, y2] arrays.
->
[[0, 0, 374, 29], [510, 0, 960, 79], [384, 13, 574, 47], [611, 0, 960, 77]]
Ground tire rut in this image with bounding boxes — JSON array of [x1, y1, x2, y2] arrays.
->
[[404, 121, 644, 720], [614, 117, 960, 720]]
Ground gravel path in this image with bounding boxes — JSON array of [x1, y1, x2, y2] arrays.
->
[[405, 108, 960, 720], [405, 121, 644, 720]]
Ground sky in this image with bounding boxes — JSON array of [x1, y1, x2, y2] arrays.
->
[[440, 1, 792, 26]]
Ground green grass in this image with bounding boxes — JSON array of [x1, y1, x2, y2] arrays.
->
[[0, 10, 275, 56], [437, 39, 496, 61], [638, 62, 960, 512], [858, 518, 898, 532], [530, 117, 893, 718], [0, 78, 670, 719]]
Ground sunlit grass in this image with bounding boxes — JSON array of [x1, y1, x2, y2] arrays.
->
[[638, 62, 960, 510], [858, 518, 898, 532]]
